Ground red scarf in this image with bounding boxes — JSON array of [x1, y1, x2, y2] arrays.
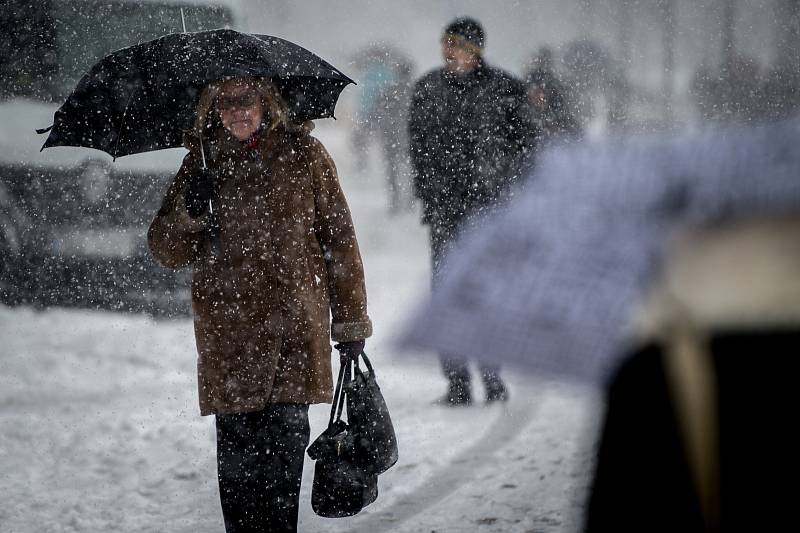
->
[[245, 130, 260, 150]]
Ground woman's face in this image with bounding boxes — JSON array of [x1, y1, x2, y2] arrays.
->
[[216, 81, 264, 141]]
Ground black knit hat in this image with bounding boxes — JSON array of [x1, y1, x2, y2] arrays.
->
[[443, 17, 485, 50]]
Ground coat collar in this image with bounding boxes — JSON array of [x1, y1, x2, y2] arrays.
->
[[184, 121, 315, 168]]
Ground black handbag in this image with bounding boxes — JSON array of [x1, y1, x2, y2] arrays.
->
[[344, 351, 399, 475], [307, 354, 379, 517]]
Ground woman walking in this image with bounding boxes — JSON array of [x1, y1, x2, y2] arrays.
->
[[148, 76, 372, 532]]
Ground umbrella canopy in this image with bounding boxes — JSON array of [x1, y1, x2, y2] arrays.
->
[[39, 29, 354, 158], [400, 118, 800, 384]]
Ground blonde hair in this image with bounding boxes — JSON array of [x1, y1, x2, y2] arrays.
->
[[192, 77, 289, 139]]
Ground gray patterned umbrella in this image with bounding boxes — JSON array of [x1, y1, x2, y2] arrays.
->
[[401, 118, 800, 384]]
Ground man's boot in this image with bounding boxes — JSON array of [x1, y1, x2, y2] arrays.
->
[[446, 376, 473, 405], [433, 377, 473, 406], [436, 357, 473, 406], [482, 368, 508, 403]]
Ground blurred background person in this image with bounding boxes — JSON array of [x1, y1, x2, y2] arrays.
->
[[349, 44, 398, 173], [350, 43, 416, 213], [523, 46, 581, 144], [691, 53, 763, 124], [561, 38, 632, 136], [374, 58, 415, 214]]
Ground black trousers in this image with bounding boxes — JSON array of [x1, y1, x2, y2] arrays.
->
[[429, 220, 502, 389], [216, 403, 310, 533]]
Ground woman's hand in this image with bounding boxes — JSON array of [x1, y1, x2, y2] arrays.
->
[[185, 167, 216, 218], [334, 340, 365, 361]]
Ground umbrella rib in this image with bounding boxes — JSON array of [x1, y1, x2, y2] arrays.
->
[[112, 86, 140, 161]]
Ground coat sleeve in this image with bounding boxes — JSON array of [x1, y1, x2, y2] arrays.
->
[[307, 137, 373, 342], [147, 154, 208, 269]]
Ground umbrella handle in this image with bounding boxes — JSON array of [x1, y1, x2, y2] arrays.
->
[[200, 137, 210, 211]]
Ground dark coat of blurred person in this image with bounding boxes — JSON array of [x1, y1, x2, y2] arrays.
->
[[760, 65, 800, 121], [523, 47, 580, 143], [691, 54, 764, 124], [561, 39, 631, 131], [408, 17, 536, 405], [148, 77, 372, 532], [585, 215, 800, 533]]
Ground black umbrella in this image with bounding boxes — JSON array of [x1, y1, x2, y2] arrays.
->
[[38, 29, 354, 158]]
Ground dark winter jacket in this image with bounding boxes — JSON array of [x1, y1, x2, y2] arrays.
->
[[586, 330, 800, 533], [587, 217, 800, 532], [148, 125, 372, 415], [408, 61, 535, 229]]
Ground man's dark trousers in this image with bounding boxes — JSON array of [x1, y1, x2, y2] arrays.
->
[[430, 219, 503, 400]]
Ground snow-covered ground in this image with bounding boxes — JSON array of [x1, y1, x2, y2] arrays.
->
[[0, 123, 601, 533]]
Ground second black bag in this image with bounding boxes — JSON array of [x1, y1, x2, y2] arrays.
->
[[307, 419, 378, 517]]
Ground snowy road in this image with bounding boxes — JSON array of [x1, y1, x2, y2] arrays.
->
[[0, 124, 599, 532]]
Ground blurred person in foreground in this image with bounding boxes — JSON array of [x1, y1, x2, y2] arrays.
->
[[400, 101, 800, 528], [148, 76, 372, 532], [586, 213, 800, 532], [408, 17, 536, 405]]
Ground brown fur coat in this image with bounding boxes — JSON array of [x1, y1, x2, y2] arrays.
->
[[148, 126, 372, 415]]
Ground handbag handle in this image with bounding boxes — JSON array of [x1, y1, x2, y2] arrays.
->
[[327, 353, 351, 428], [328, 350, 376, 428], [352, 350, 374, 377]]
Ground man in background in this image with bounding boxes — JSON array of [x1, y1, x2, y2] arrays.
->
[[408, 17, 535, 405]]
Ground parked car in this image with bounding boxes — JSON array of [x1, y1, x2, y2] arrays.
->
[[0, 0, 239, 316]]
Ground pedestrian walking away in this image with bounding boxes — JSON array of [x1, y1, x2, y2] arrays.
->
[[408, 16, 536, 406], [148, 76, 372, 532]]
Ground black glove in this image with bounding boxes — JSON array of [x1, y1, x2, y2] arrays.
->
[[335, 340, 365, 361], [185, 167, 216, 218]]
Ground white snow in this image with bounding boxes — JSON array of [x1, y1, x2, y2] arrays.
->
[[0, 123, 600, 533]]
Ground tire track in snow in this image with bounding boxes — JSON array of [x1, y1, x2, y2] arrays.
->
[[0, 383, 181, 412], [347, 392, 539, 532]]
